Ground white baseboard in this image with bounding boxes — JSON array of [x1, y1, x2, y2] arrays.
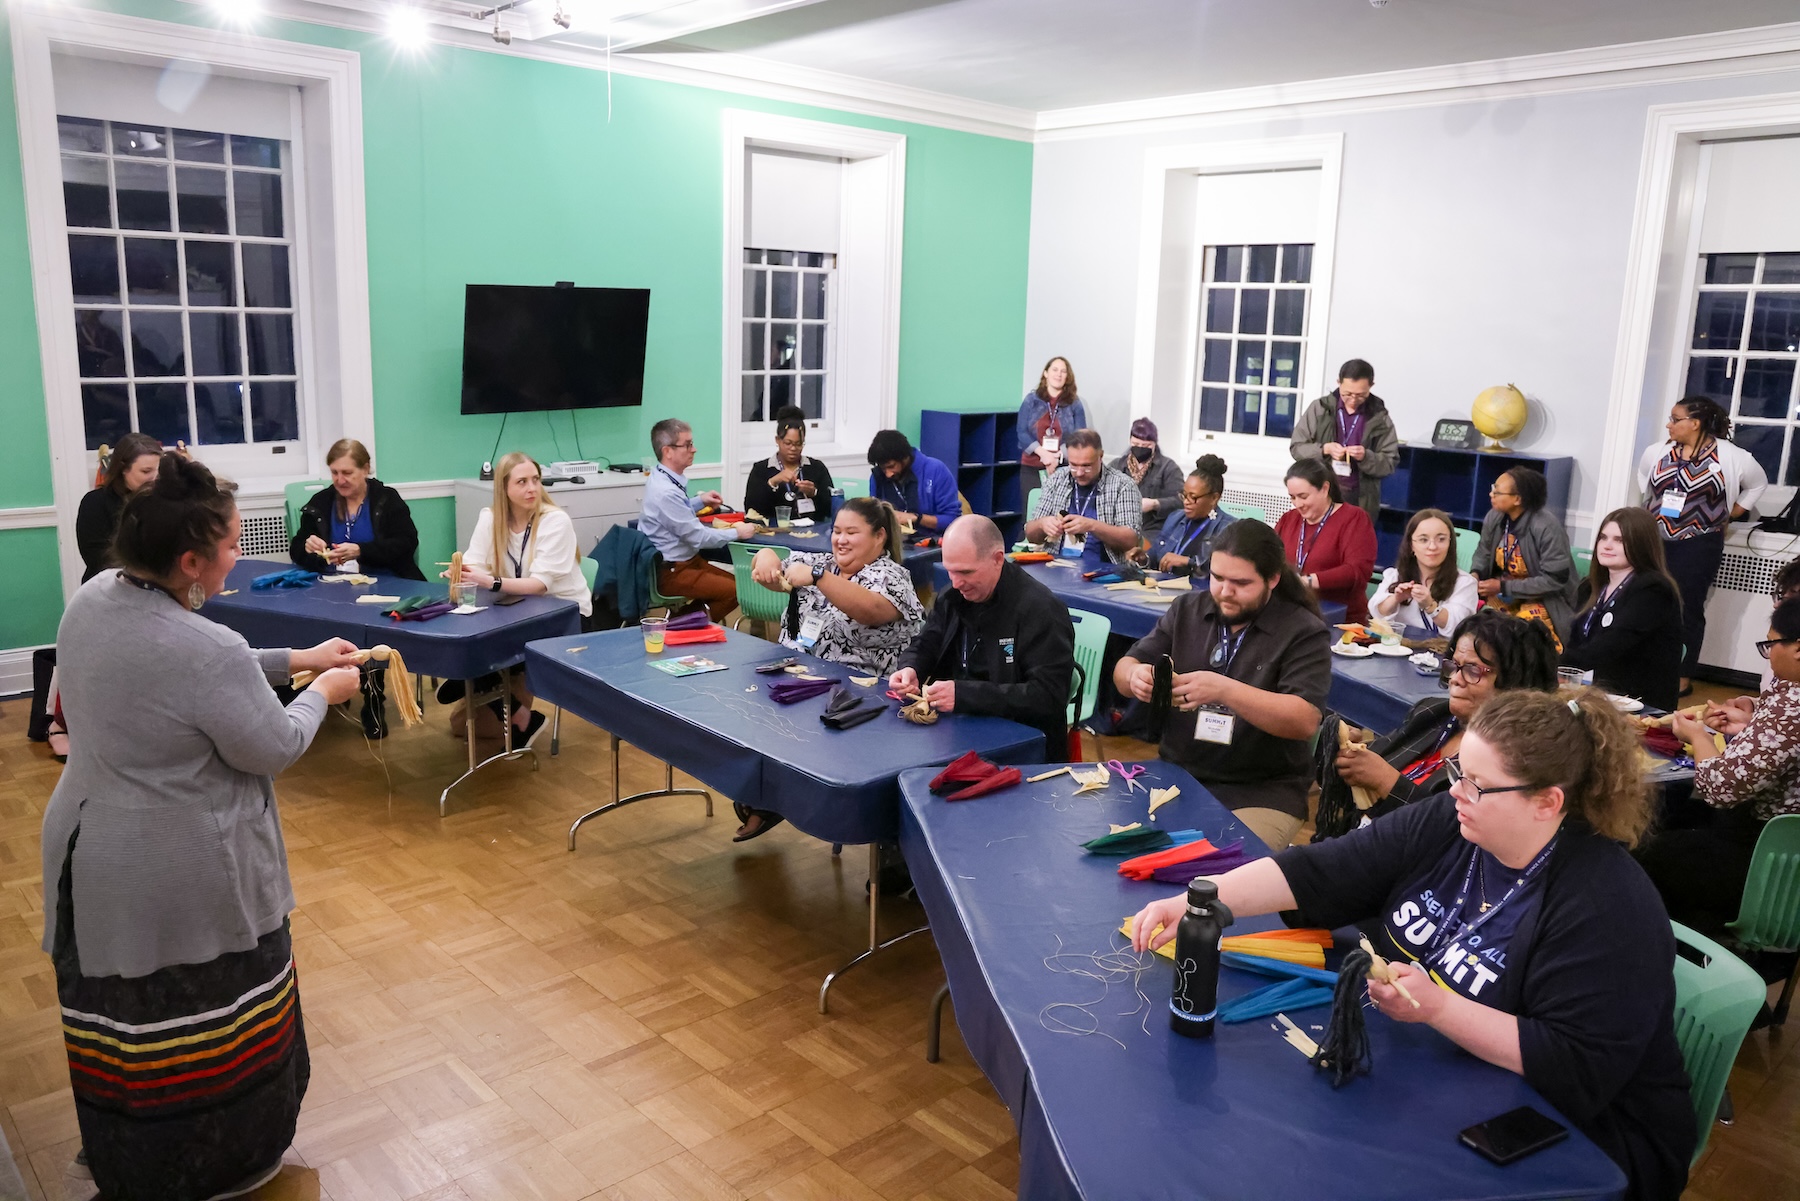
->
[[0, 645, 47, 699]]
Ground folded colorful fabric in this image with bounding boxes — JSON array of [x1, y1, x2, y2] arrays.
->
[[380, 595, 437, 616], [1217, 977, 1336, 1023], [820, 688, 886, 730], [389, 599, 455, 622], [1642, 727, 1685, 758], [1080, 828, 1173, 856], [665, 610, 715, 631], [1117, 837, 1243, 881], [1220, 951, 1339, 985], [930, 750, 994, 792], [251, 569, 318, 590], [664, 626, 728, 645], [1149, 849, 1257, 884], [767, 677, 840, 704], [946, 767, 1022, 801]]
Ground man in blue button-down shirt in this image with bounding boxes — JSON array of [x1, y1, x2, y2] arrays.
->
[[641, 419, 755, 620]]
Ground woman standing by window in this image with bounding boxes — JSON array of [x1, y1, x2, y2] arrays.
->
[[1636, 396, 1768, 696], [1472, 467, 1578, 650], [1016, 356, 1089, 503]]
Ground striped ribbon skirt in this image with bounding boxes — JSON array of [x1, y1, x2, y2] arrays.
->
[[53, 858, 309, 1199]]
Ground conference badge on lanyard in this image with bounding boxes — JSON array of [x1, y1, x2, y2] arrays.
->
[[1194, 707, 1234, 745], [1659, 490, 1685, 520]]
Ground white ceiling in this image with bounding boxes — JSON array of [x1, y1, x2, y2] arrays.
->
[[600, 0, 1800, 112]]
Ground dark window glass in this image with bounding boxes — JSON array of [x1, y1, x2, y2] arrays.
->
[[1280, 244, 1312, 284], [1692, 292, 1746, 349], [747, 269, 767, 319], [1265, 391, 1298, 439], [1234, 342, 1266, 386], [768, 250, 795, 266], [189, 312, 241, 377], [1246, 244, 1277, 283], [1211, 245, 1243, 283], [185, 241, 236, 307], [771, 324, 796, 370], [1272, 289, 1306, 337], [1684, 357, 1733, 407], [799, 252, 826, 269], [195, 381, 245, 444], [112, 125, 168, 158], [241, 244, 291, 308], [742, 248, 763, 264], [175, 167, 229, 234], [58, 117, 106, 154], [1269, 341, 1302, 390], [767, 373, 793, 412], [233, 171, 282, 238], [1204, 288, 1234, 333], [1198, 387, 1229, 432], [741, 375, 764, 423], [123, 239, 180, 304], [800, 374, 823, 419], [1704, 254, 1757, 285], [68, 235, 119, 303], [1201, 338, 1231, 383], [82, 384, 131, 450], [114, 161, 170, 230], [229, 135, 281, 169], [802, 273, 827, 320], [801, 325, 824, 371], [135, 382, 191, 446], [74, 310, 127, 377], [1231, 389, 1262, 435], [249, 381, 298, 441], [1748, 293, 1800, 353], [173, 129, 226, 163], [771, 271, 797, 320], [1734, 422, 1786, 482], [1738, 359, 1797, 420], [1764, 254, 1800, 285], [246, 313, 295, 375], [62, 156, 112, 228], [129, 311, 186, 377], [743, 324, 763, 371], [1238, 289, 1269, 335]]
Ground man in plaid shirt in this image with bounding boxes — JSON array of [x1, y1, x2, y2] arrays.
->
[[1025, 429, 1142, 563]]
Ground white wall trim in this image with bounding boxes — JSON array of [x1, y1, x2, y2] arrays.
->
[[1597, 90, 1800, 519], [1126, 135, 1344, 479], [0, 646, 46, 698], [720, 110, 903, 510], [1036, 22, 1800, 140], [10, 4, 373, 604], [0, 506, 59, 531]]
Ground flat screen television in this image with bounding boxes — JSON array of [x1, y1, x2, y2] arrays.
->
[[459, 284, 650, 414]]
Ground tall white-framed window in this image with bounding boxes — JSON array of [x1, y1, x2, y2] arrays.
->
[[61, 116, 302, 459], [1683, 252, 1800, 486], [1195, 242, 1314, 440], [741, 248, 835, 423]]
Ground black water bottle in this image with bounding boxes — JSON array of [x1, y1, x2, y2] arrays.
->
[[1169, 878, 1233, 1038]]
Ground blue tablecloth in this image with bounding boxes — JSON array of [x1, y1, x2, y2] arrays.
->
[[933, 561, 1345, 642], [524, 628, 1044, 845], [201, 559, 581, 681], [706, 529, 945, 588], [898, 763, 1625, 1201], [1327, 651, 1447, 733]]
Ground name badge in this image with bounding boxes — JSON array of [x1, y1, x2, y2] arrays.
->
[[1659, 489, 1685, 519], [797, 615, 824, 650], [1194, 705, 1235, 745], [1331, 459, 1353, 477], [1063, 531, 1087, 555], [797, 497, 816, 515], [1040, 433, 1061, 458]]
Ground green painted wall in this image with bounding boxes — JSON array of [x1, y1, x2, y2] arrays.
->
[[0, 0, 1033, 652], [0, 530, 65, 647]]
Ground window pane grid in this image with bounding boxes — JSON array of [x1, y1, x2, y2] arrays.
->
[[1687, 251, 1800, 485], [1197, 243, 1312, 438], [740, 247, 833, 424], [61, 116, 297, 451]]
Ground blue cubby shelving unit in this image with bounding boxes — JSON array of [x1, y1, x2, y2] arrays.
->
[[1375, 446, 1574, 568], [918, 409, 1024, 544]]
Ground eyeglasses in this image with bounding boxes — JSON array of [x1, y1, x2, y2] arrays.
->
[[1445, 658, 1493, 684], [1181, 491, 1217, 503], [1488, 487, 1518, 497], [1668, 414, 1698, 425], [1756, 637, 1800, 659], [671, 440, 696, 450], [1445, 759, 1534, 802]]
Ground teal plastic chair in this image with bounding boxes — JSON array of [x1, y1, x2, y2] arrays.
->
[[646, 555, 689, 617], [1671, 922, 1768, 1162], [1221, 501, 1264, 523], [728, 542, 790, 631], [1726, 813, 1800, 1026], [1572, 546, 1593, 579], [1067, 607, 1111, 733], [1026, 487, 1043, 519], [838, 479, 869, 499], [1455, 527, 1480, 572], [284, 479, 327, 538]]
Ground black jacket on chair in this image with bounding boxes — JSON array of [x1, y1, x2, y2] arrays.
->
[[897, 560, 1074, 758], [288, 478, 425, 580], [1563, 572, 1683, 712]]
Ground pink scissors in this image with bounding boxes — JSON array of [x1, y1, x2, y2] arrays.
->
[[1105, 760, 1148, 794]]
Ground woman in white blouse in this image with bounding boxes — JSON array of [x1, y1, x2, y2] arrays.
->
[[1371, 508, 1478, 634], [741, 495, 924, 840], [449, 451, 591, 744]]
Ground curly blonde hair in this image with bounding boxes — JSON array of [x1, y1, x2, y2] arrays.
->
[[1467, 688, 1653, 847]]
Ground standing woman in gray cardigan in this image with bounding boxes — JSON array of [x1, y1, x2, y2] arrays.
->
[[1473, 466, 1579, 650], [40, 453, 362, 1201]]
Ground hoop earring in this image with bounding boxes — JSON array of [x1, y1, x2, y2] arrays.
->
[[188, 582, 206, 611]]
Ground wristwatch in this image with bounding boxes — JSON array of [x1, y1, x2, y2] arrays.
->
[[490, 579, 503, 593], [809, 563, 824, 586]]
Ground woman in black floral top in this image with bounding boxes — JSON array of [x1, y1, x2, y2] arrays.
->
[[1639, 597, 1800, 938], [734, 497, 924, 841]]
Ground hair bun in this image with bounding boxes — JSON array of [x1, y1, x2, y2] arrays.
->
[[153, 452, 229, 503], [1195, 454, 1228, 478]]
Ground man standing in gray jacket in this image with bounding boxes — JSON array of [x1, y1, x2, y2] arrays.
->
[[1289, 358, 1400, 525]]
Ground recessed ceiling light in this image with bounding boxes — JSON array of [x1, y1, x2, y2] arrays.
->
[[386, 5, 430, 49]]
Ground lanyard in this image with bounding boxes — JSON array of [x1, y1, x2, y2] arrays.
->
[[1336, 404, 1366, 446], [1423, 836, 1558, 964], [506, 519, 533, 578], [333, 501, 363, 546], [1070, 482, 1098, 518], [1581, 572, 1631, 638], [1175, 513, 1212, 558], [1295, 504, 1336, 570], [1209, 622, 1248, 673], [1399, 719, 1459, 784]]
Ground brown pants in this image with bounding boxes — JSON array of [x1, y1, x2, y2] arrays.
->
[[658, 557, 739, 623]]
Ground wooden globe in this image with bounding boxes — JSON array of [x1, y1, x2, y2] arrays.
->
[[1471, 384, 1528, 450]]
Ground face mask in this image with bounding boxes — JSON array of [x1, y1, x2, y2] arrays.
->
[[1130, 445, 1153, 462]]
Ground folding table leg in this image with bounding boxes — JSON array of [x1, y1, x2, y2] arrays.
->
[[925, 983, 951, 1063], [567, 735, 713, 850], [818, 844, 929, 1014], [439, 677, 539, 816]]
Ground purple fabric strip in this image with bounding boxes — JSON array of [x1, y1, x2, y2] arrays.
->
[[767, 677, 842, 704], [666, 610, 714, 631]]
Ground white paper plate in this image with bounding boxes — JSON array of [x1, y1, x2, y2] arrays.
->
[[1607, 694, 1645, 713], [1371, 643, 1412, 657], [1330, 642, 1375, 658]]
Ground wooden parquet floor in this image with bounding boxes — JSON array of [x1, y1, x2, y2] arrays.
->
[[0, 684, 1794, 1201]]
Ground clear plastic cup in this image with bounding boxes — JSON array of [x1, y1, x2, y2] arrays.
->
[[641, 616, 667, 654], [1558, 666, 1584, 690], [775, 505, 793, 528]]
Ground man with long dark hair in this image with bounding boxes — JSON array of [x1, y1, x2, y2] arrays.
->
[[1114, 519, 1331, 850]]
